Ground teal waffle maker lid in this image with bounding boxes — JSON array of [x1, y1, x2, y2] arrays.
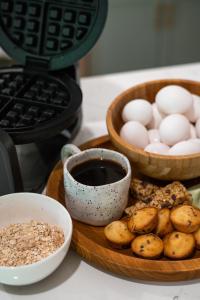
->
[[0, 0, 108, 70]]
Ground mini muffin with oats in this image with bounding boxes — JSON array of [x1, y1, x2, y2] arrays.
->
[[104, 220, 135, 248]]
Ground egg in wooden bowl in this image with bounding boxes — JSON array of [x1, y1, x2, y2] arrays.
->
[[106, 79, 200, 180]]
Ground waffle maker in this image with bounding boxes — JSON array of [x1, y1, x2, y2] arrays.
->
[[0, 0, 108, 195]]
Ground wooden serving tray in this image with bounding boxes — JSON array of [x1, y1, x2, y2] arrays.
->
[[46, 135, 200, 282]]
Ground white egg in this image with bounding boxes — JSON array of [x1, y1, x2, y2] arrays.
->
[[156, 85, 193, 115], [147, 103, 165, 129], [148, 129, 160, 143], [145, 143, 169, 154], [159, 114, 190, 146], [196, 118, 200, 138], [122, 99, 153, 126], [168, 141, 200, 155], [190, 124, 197, 139], [189, 138, 200, 145], [120, 121, 149, 149], [185, 94, 200, 123]]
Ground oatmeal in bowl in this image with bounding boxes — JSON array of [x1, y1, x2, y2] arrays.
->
[[0, 193, 72, 286]]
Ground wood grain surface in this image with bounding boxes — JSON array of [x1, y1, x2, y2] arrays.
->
[[106, 79, 200, 181], [46, 135, 200, 281]]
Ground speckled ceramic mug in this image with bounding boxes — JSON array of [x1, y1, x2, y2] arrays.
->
[[61, 144, 131, 226]]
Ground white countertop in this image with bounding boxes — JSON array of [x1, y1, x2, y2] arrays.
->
[[1, 63, 200, 299]]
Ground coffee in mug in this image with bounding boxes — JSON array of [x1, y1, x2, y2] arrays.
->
[[61, 144, 131, 226]]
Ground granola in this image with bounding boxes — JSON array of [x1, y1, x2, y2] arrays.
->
[[130, 178, 159, 203], [150, 181, 192, 208], [125, 180, 192, 216]]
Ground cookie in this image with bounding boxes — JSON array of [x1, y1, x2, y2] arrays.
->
[[193, 227, 200, 249], [164, 231, 195, 259], [104, 220, 135, 248], [128, 207, 158, 234], [131, 233, 163, 259], [156, 208, 173, 237], [170, 205, 200, 233]]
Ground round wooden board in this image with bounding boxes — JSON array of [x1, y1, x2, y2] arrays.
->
[[46, 135, 200, 282]]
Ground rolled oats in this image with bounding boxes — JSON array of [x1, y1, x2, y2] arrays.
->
[[0, 221, 65, 267]]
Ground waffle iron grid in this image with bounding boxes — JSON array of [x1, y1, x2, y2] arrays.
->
[[0, 70, 72, 132], [0, 0, 106, 141], [1, 0, 98, 56]]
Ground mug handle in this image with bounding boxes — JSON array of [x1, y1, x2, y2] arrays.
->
[[61, 144, 81, 164]]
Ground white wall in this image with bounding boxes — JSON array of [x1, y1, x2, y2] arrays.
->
[[83, 0, 200, 76]]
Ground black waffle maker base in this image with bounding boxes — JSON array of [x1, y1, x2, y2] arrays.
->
[[0, 64, 82, 193], [0, 0, 108, 194]]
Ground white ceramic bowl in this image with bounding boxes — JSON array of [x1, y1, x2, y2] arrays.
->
[[0, 193, 72, 286]]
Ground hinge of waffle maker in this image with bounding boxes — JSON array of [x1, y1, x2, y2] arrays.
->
[[25, 56, 50, 72]]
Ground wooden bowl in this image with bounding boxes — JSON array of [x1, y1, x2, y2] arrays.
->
[[107, 79, 200, 181]]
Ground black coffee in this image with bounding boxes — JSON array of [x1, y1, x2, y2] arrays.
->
[[70, 159, 126, 186]]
